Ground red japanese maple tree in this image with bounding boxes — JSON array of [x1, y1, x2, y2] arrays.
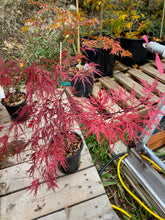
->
[[0, 57, 165, 195], [0, 1, 164, 195]]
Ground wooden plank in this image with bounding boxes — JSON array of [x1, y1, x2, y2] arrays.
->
[[161, 58, 165, 64], [140, 64, 165, 84], [147, 130, 165, 150], [114, 72, 158, 102], [0, 149, 31, 169], [115, 61, 130, 72], [99, 77, 118, 91], [38, 194, 119, 220], [0, 105, 11, 125], [128, 68, 165, 94], [151, 60, 165, 71], [99, 76, 143, 110], [0, 167, 107, 220], [65, 87, 93, 113], [0, 145, 93, 196], [92, 83, 122, 113]]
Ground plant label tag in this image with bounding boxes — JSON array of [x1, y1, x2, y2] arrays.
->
[[0, 86, 5, 98]]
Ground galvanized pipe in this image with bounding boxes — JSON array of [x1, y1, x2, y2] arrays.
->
[[138, 97, 165, 172], [137, 142, 165, 172]]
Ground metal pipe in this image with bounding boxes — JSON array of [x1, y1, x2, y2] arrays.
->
[[138, 97, 165, 172], [139, 99, 165, 145], [137, 143, 165, 172]]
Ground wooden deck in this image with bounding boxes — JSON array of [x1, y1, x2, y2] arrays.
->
[[0, 104, 119, 219]]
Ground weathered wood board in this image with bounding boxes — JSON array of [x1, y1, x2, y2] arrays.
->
[[0, 95, 119, 220], [38, 194, 116, 220], [0, 166, 119, 220], [0, 146, 93, 196]]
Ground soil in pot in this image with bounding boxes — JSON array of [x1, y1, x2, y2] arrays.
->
[[1, 92, 28, 121], [58, 132, 84, 174]]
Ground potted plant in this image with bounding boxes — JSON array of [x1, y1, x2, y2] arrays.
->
[[109, 0, 153, 66], [24, 0, 101, 97], [0, 58, 28, 121], [146, 0, 165, 60], [81, 0, 131, 77], [1, 56, 164, 196], [0, 58, 86, 194], [25, 0, 130, 84], [73, 81, 165, 152]]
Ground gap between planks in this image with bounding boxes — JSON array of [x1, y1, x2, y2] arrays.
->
[[0, 166, 113, 220]]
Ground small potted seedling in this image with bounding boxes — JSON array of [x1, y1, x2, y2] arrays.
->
[[0, 58, 27, 121]]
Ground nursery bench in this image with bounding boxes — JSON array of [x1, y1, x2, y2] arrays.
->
[[0, 102, 119, 220]]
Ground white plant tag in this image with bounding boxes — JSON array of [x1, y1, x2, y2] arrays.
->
[[0, 86, 5, 98]]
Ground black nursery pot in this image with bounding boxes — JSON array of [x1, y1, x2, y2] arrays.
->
[[83, 48, 115, 78], [71, 74, 93, 98], [118, 37, 148, 66], [81, 35, 115, 78], [2, 92, 27, 121], [58, 132, 84, 174], [117, 33, 153, 66]]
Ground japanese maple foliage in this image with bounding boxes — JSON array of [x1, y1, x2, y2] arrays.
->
[[0, 58, 24, 92], [0, 57, 165, 195], [73, 79, 165, 152], [0, 59, 79, 195]]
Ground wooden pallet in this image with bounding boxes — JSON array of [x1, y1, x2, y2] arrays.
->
[[93, 60, 165, 115], [0, 94, 119, 220]]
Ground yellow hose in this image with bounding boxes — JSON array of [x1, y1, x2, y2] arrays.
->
[[141, 154, 162, 171], [111, 204, 132, 218], [117, 153, 165, 220]]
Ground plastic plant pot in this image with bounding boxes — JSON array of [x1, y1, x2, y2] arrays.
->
[[2, 92, 27, 121], [58, 132, 84, 174], [117, 37, 149, 66], [71, 74, 93, 98], [84, 48, 115, 78], [117, 32, 153, 66]]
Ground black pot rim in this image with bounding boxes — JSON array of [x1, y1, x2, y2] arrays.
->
[[1, 91, 26, 108]]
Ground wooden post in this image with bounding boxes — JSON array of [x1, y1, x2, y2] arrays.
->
[[160, 0, 165, 38]]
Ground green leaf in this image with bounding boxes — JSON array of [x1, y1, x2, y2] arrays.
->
[[101, 173, 114, 178], [102, 181, 118, 187]]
